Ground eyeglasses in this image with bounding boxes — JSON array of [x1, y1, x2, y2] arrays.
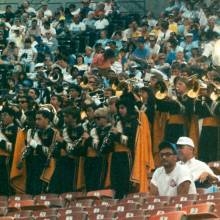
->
[[159, 152, 175, 158]]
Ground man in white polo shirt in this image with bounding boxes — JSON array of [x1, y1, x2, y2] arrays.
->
[[177, 136, 218, 187], [150, 141, 196, 196]]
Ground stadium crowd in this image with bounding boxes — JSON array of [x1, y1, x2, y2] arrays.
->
[[0, 0, 219, 199]]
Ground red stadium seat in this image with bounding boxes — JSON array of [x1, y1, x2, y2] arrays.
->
[[199, 192, 220, 201], [57, 207, 84, 216], [8, 200, 35, 212], [208, 161, 220, 175], [182, 202, 217, 219], [141, 202, 164, 210], [170, 194, 198, 204], [118, 197, 145, 205], [84, 206, 108, 214], [126, 193, 149, 199], [69, 199, 94, 208], [35, 199, 64, 209], [35, 217, 57, 220], [173, 200, 195, 209], [58, 212, 87, 220], [98, 199, 118, 207], [109, 203, 140, 212], [116, 209, 146, 219], [149, 211, 187, 220], [8, 195, 32, 202], [34, 194, 59, 201], [120, 217, 146, 220], [33, 209, 58, 218], [6, 210, 32, 218], [146, 207, 177, 217], [60, 192, 86, 202], [145, 196, 170, 204], [88, 211, 116, 220], [86, 189, 115, 199]]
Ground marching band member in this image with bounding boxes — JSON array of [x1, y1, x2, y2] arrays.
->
[[49, 107, 86, 193], [84, 107, 112, 191], [23, 110, 59, 195], [0, 107, 18, 195]]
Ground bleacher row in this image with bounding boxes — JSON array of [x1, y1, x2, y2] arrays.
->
[[1, 189, 220, 220]]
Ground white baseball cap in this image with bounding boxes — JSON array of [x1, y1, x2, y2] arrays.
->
[[176, 137, 194, 148]]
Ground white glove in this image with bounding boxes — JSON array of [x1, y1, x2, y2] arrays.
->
[[30, 139, 38, 149]]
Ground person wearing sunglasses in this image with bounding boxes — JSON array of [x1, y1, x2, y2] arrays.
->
[[150, 140, 196, 196]]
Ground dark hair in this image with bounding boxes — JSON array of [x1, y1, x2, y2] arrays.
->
[[103, 48, 115, 60], [37, 110, 52, 121], [63, 107, 81, 123], [50, 94, 63, 106]]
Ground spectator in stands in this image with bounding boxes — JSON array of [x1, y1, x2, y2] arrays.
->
[[84, 46, 94, 65], [150, 141, 196, 196], [83, 11, 96, 30], [69, 15, 86, 34], [22, 0, 36, 14], [130, 37, 150, 67], [26, 18, 41, 38], [94, 11, 109, 30], [41, 21, 56, 37], [42, 31, 58, 55], [177, 137, 218, 187], [96, 30, 110, 48], [40, 2, 52, 19], [4, 5, 15, 24]]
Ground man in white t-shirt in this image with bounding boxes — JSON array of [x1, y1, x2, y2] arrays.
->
[[177, 137, 218, 187], [150, 141, 196, 196]]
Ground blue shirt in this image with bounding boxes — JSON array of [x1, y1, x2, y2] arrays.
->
[[132, 46, 150, 60]]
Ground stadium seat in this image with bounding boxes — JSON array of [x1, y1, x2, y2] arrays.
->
[[199, 193, 220, 201], [120, 217, 146, 220], [8, 200, 35, 211], [84, 206, 108, 214], [60, 192, 86, 202], [145, 196, 170, 204], [88, 211, 116, 220], [173, 200, 196, 209], [141, 202, 164, 210], [57, 207, 84, 216], [6, 210, 32, 218], [34, 194, 59, 201], [86, 189, 115, 199], [32, 209, 58, 218], [57, 212, 88, 220], [149, 211, 187, 220], [35, 217, 57, 220], [116, 209, 146, 219], [97, 199, 118, 207], [35, 199, 64, 209], [145, 207, 177, 217], [69, 199, 94, 208], [109, 203, 140, 212], [208, 161, 220, 175], [170, 194, 198, 203], [8, 195, 32, 201], [118, 197, 145, 205], [126, 193, 149, 199], [182, 202, 217, 219], [196, 188, 206, 194]]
